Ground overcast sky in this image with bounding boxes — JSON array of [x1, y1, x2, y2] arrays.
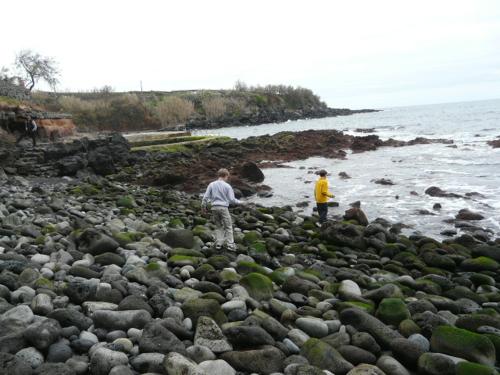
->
[[2, 0, 499, 108]]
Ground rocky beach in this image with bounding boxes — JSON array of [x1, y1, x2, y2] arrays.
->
[[0, 128, 499, 375]]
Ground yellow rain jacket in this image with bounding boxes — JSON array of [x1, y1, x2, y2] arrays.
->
[[314, 177, 334, 203]]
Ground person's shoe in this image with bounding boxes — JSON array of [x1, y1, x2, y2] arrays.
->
[[315, 222, 322, 228]]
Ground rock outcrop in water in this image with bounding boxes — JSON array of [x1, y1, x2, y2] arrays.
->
[[0, 173, 499, 374], [0, 130, 453, 198]]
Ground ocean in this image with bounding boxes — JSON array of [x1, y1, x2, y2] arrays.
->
[[194, 99, 500, 239]]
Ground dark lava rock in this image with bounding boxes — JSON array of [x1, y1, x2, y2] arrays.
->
[[425, 186, 462, 198], [456, 209, 484, 221], [239, 161, 264, 183], [224, 325, 275, 347], [24, 318, 62, 350], [0, 351, 32, 374], [48, 308, 92, 330], [339, 172, 351, 179], [221, 345, 286, 374], [139, 322, 186, 354], [301, 338, 354, 375], [77, 228, 119, 256], [158, 229, 194, 249], [340, 308, 403, 348], [46, 340, 73, 363], [343, 207, 368, 226], [374, 178, 394, 185]]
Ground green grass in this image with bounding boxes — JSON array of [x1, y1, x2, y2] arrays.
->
[[131, 136, 231, 152], [0, 95, 22, 106]]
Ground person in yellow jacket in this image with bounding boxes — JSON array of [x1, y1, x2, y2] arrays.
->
[[314, 169, 334, 223]]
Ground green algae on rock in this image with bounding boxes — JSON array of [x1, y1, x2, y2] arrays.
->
[[430, 325, 496, 366]]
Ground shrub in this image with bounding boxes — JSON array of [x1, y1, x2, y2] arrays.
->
[[201, 97, 227, 119], [153, 96, 195, 127]]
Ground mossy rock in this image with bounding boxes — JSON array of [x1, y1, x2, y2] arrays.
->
[[243, 231, 262, 244], [421, 251, 456, 271], [71, 184, 100, 196], [168, 217, 185, 229], [249, 241, 267, 253], [337, 301, 375, 314], [415, 278, 442, 295], [237, 261, 268, 275], [461, 257, 499, 272], [219, 269, 241, 284], [269, 268, 294, 285], [191, 263, 215, 280], [145, 262, 161, 271], [376, 298, 410, 326], [112, 231, 144, 247], [181, 298, 227, 326], [456, 361, 499, 375], [295, 270, 321, 283], [470, 273, 496, 287], [41, 224, 56, 235], [430, 325, 496, 366], [192, 225, 213, 242], [35, 236, 46, 245], [300, 338, 354, 373], [169, 248, 204, 257], [117, 195, 136, 209], [399, 318, 421, 337], [168, 254, 201, 266], [456, 313, 500, 332], [34, 277, 54, 290], [207, 255, 230, 270], [240, 272, 274, 301]]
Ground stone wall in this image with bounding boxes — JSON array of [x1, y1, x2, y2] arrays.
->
[[0, 80, 30, 100]]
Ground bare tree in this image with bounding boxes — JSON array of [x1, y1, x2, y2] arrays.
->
[[15, 49, 60, 92]]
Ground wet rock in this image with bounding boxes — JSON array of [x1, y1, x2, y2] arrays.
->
[[221, 345, 286, 375], [430, 325, 495, 366], [130, 353, 165, 373], [456, 209, 484, 221], [198, 359, 236, 375], [48, 309, 92, 330], [139, 322, 186, 355], [344, 208, 369, 226], [340, 308, 403, 348], [301, 338, 353, 375], [92, 309, 152, 330], [224, 325, 275, 347], [0, 352, 32, 374], [24, 319, 62, 350], [158, 229, 195, 249], [376, 355, 410, 375], [239, 161, 264, 183], [163, 352, 204, 375], [194, 316, 232, 353], [90, 347, 128, 375], [425, 187, 462, 198], [77, 228, 119, 255]]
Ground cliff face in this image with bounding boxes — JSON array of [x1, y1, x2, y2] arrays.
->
[[0, 103, 76, 140]]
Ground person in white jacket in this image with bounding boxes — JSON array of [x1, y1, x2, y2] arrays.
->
[[201, 168, 241, 251]]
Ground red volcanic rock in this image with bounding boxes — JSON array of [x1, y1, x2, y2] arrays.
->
[[38, 119, 76, 139]]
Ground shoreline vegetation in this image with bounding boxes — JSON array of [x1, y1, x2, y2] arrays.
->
[[30, 84, 378, 132]]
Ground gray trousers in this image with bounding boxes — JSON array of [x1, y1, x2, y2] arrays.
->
[[211, 206, 235, 248]]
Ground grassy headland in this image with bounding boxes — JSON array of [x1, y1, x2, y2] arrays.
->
[[32, 85, 376, 132]]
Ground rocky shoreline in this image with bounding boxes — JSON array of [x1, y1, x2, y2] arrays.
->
[[0, 171, 499, 374], [185, 108, 379, 130]]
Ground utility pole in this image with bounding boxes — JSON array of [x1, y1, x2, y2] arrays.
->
[[140, 80, 143, 92]]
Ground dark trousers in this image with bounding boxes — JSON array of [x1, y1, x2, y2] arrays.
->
[[16, 131, 37, 146], [317, 202, 328, 223]]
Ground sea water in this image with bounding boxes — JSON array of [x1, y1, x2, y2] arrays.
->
[[194, 99, 500, 239]]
